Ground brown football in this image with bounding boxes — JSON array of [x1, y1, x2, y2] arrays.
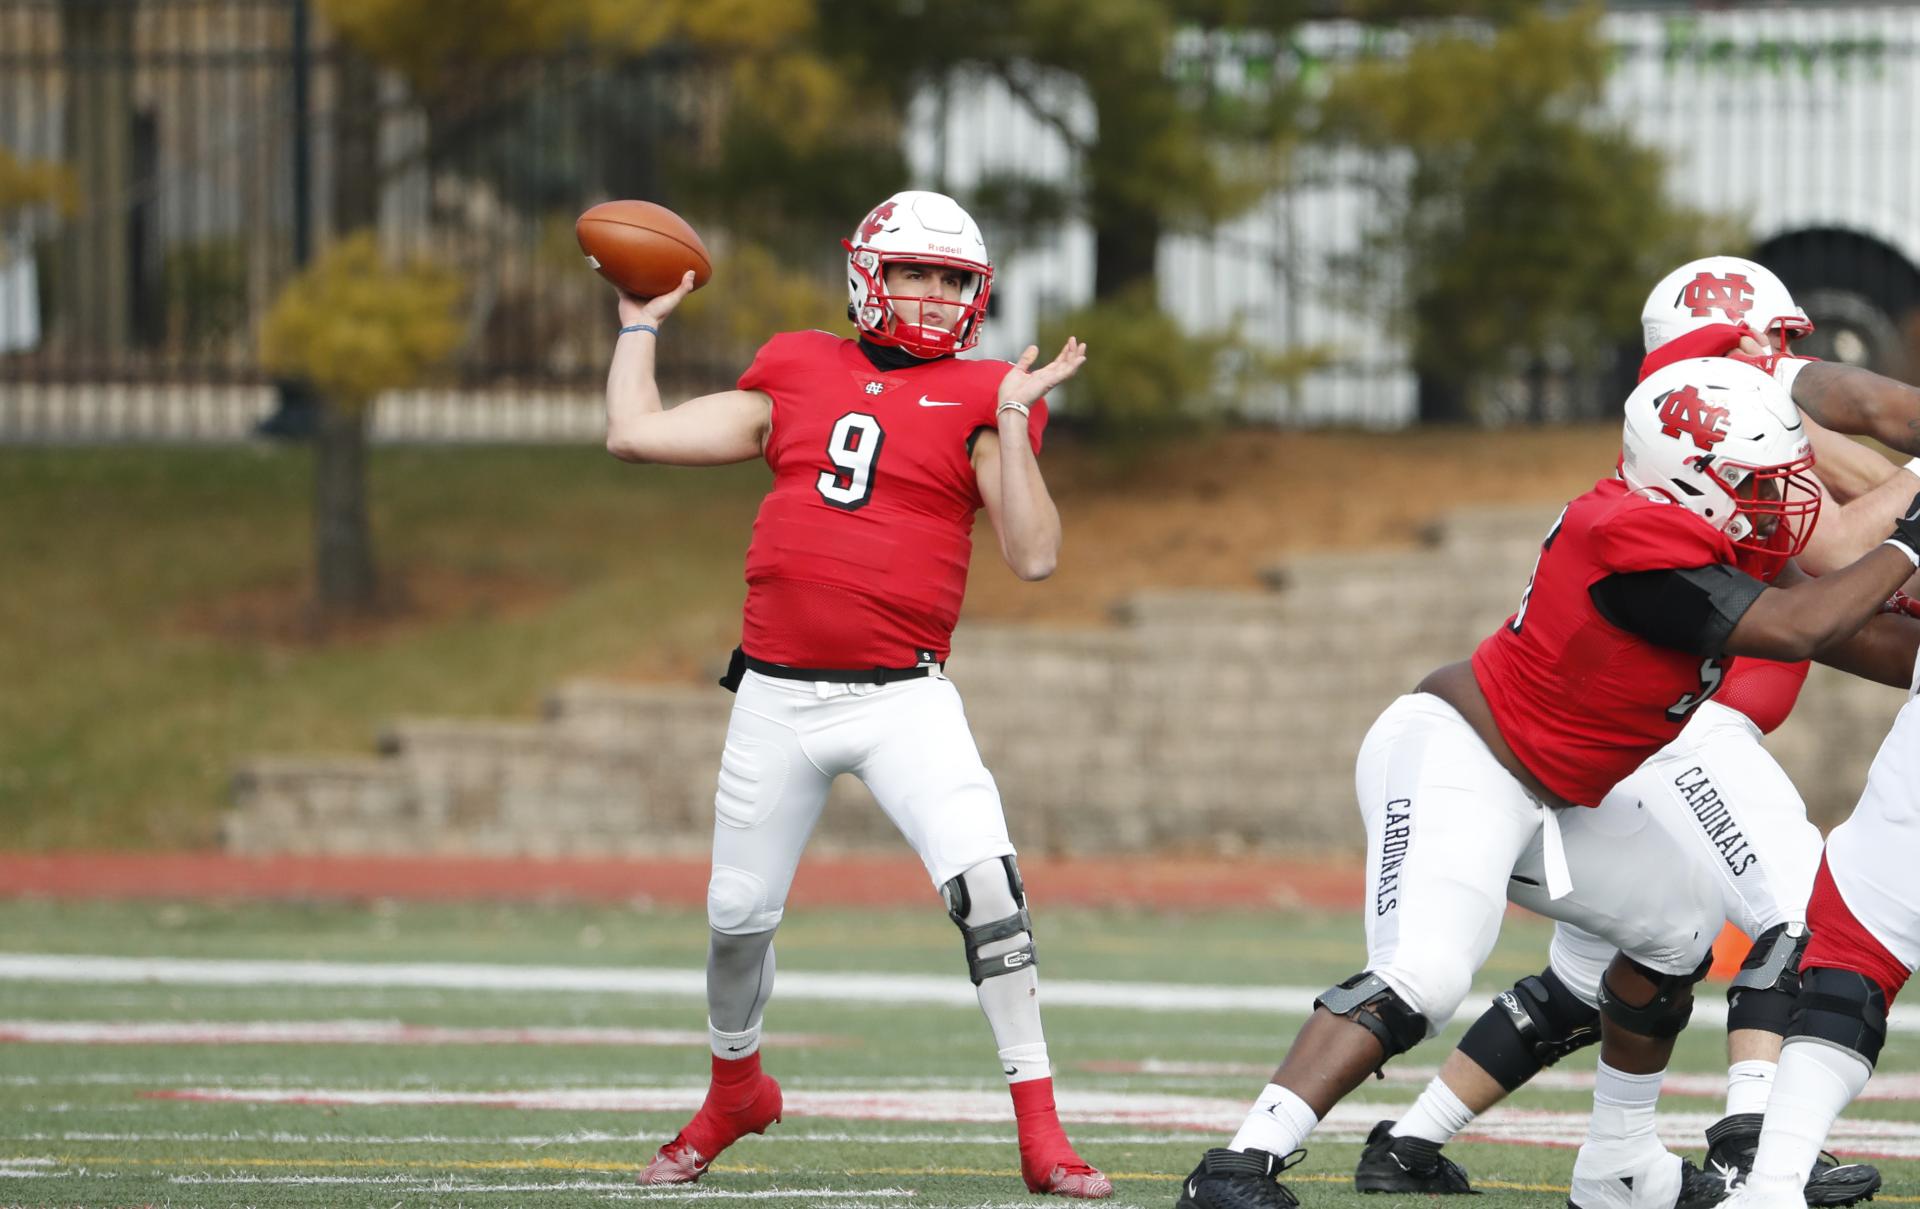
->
[[575, 199, 713, 298]]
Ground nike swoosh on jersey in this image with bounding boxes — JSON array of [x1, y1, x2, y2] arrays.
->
[[917, 395, 963, 407]]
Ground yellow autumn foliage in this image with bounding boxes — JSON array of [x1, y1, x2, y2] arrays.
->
[[674, 241, 846, 358], [259, 232, 465, 408], [317, 0, 815, 90], [0, 146, 77, 221]]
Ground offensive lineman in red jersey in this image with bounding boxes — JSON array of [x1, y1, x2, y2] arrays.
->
[[605, 190, 1110, 1198], [1177, 357, 1920, 1209], [1353, 257, 1920, 1206]]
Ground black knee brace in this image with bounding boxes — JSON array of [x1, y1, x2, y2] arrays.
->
[[942, 855, 1037, 985], [1458, 967, 1601, 1092], [1727, 921, 1809, 1038], [1316, 971, 1430, 1067], [1788, 967, 1888, 1069], [1596, 953, 1712, 1040]]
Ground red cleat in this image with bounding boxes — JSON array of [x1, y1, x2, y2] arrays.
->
[[1023, 1157, 1116, 1199], [636, 1053, 783, 1186], [1012, 1076, 1113, 1199]]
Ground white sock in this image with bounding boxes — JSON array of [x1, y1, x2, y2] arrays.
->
[[1745, 1039, 1872, 1195], [709, 1020, 762, 1060], [1229, 1083, 1319, 1156], [975, 964, 1050, 1082], [1725, 1058, 1777, 1118], [998, 1040, 1051, 1084], [1584, 1060, 1665, 1164], [1395, 1075, 1477, 1144]]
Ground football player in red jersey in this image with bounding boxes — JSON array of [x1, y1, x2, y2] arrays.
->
[[1177, 357, 1920, 1209], [1352, 258, 1920, 1206], [602, 190, 1110, 1199]]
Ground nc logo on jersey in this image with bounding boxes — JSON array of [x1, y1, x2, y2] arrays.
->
[[1678, 272, 1754, 322], [864, 381, 885, 395], [1656, 385, 1730, 452]]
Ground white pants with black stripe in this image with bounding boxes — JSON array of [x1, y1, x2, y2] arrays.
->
[[1356, 692, 1723, 1032], [705, 669, 1016, 935]]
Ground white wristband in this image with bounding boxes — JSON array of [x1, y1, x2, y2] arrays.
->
[[997, 401, 1031, 420], [1773, 355, 1810, 396], [1883, 537, 1920, 568]]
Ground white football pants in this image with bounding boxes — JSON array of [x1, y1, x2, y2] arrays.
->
[[705, 669, 1016, 935], [1548, 700, 1825, 1003], [1824, 690, 1920, 970], [1356, 693, 1722, 1031]]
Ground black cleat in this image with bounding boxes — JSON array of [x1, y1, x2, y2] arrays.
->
[[1704, 1113, 1882, 1207], [1175, 1147, 1304, 1209], [1354, 1121, 1479, 1194]]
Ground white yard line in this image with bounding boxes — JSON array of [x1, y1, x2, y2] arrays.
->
[[9, 953, 1920, 1032], [0, 1019, 838, 1047], [140, 1085, 1920, 1160]]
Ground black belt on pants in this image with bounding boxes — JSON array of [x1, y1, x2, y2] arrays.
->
[[719, 646, 943, 692]]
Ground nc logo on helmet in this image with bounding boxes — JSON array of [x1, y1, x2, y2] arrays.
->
[[1657, 385, 1731, 452], [1679, 272, 1755, 322], [857, 201, 897, 242]]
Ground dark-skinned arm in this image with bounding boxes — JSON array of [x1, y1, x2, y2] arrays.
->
[[1813, 612, 1920, 689], [1792, 361, 1920, 457], [1724, 548, 1916, 662]]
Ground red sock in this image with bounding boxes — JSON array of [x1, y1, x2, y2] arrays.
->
[[1012, 1077, 1078, 1162], [678, 1052, 779, 1157]]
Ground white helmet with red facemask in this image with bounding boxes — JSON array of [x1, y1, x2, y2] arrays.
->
[[1620, 357, 1820, 581], [844, 190, 992, 359], [1641, 256, 1813, 354]]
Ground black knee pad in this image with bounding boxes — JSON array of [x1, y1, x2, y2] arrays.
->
[[1316, 971, 1430, 1067], [942, 855, 1036, 986], [1788, 967, 1888, 1069], [1727, 922, 1809, 1037], [1459, 967, 1601, 1092], [1597, 953, 1712, 1040]]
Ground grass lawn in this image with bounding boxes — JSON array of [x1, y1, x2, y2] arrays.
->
[[5, 899, 1916, 1208]]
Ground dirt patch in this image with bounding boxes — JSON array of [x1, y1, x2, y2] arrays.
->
[[172, 564, 565, 648], [961, 425, 1619, 625]]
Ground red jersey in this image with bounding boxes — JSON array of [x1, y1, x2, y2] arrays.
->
[[1472, 477, 1743, 806], [736, 331, 1047, 667]]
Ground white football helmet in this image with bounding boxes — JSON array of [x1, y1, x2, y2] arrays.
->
[[1641, 256, 1813, 354], [1621, 357, 1819, 580], [843, 190, 992, 358]]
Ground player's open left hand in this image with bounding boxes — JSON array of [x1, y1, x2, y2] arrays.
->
[[616, 269, 697, 329], [999, 337, 1086, 411]]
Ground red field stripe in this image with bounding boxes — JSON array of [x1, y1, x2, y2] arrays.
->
[[0, 852, 1364, 910]]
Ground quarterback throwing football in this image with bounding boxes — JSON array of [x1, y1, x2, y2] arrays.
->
[[605, 190, 1109, 1198]]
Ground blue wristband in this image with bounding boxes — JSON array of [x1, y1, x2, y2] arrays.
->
[[619, 323, 658, 337]]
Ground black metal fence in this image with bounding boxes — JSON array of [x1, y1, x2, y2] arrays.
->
[[4, 1, 1920, 440]]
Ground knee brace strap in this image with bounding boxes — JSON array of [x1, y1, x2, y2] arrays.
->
[[1597, 954, 1711, 1040], [1789, 967, 1888, 1068], [1727, 922, 1809, 1037], [943, 855, 1037, 986], [1316, 971, 1430, 1063], [1461, 968, 1600, 1091]]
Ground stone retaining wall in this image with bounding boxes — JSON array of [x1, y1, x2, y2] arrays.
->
[[226, 505, 1907, 858]]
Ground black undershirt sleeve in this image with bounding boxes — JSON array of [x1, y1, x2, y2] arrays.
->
[[1587, 564, 1769, 656]]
